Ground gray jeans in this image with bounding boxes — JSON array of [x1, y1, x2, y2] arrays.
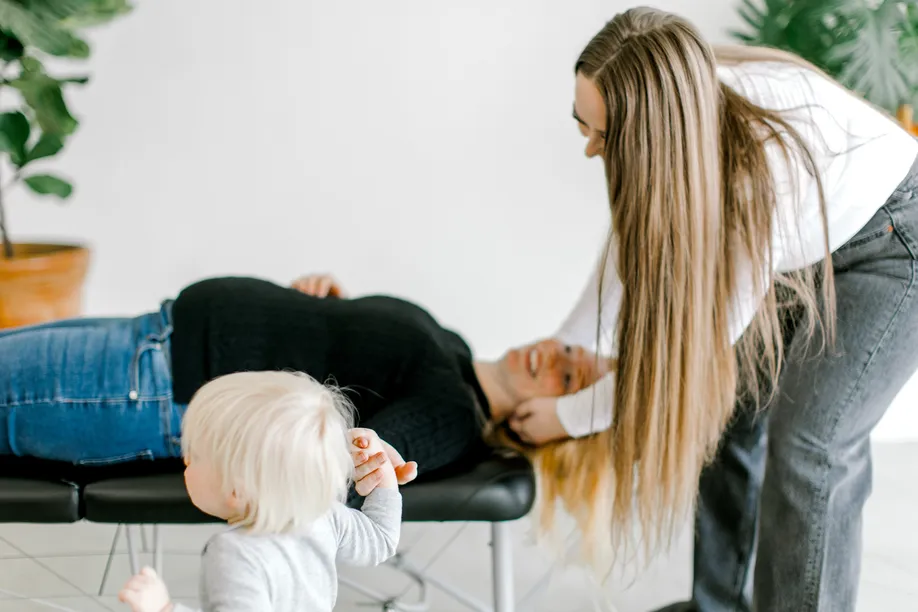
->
[[692, 156, 918, 612]]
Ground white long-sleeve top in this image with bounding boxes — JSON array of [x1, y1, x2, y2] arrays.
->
[[555, 60, 918, 438]]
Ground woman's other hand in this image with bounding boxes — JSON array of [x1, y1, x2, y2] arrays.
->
[[291, 274, 347, 298], [508, 397, 570, 445], [350, 430, 418, 496], [381, 439, 418, 484]]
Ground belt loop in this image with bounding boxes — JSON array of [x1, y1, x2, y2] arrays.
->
[[129, 307, 174, 403], [159, 300, 174, 378]]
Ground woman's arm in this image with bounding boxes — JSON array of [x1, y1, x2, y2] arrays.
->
[[532, 244, 769, 441], [554, 246, 622, 357], [545, 274, 764, 440], [554, 370, 616, 438]]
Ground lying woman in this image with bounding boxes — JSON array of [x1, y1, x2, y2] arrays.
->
[[0, 274, 608, 483]]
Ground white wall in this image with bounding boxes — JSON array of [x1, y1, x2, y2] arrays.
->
[[8, 1, 916, 440]]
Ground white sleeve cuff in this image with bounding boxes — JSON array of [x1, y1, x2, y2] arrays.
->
[[555, 371, 616, 438]]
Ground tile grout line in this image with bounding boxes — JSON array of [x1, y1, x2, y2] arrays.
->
[[94, 599, 118, 612], [0, 534, 26, 559], [63, 551, 203, 559], [0, 537, 208, 603], [0, 535, 115, 609], [29, 554, 101, 600], [0, 590, 93, 612], [2, 550, 204, 559]]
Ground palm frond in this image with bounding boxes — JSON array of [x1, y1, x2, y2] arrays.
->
[[825, 0, 910, 111], [737, 0, 768, 34], [733, 0, 918, 111], [899, 2, 918, 106], [733, 0, 786, 46]]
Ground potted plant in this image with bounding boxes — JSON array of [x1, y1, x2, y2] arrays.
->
[[733, 0, 918, 130], [0, 0, 133, 329]]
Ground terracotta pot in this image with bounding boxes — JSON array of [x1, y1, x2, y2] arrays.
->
[[0, 243, 91, 330], [898, 105, 918, 136]]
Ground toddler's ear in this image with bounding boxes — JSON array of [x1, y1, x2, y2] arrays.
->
[[228, 489, 245, 511]]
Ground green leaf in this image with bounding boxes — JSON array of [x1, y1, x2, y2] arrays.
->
[[17, 0, 133, 29], [737, 0, 766, 32], [23, 0, 98, 22], [0, 111, 31, 166], [729, 29, 759, 44], [60, 0, 134, 29], [825, 1, 911, 111], [20, 55, 44, 73], [732, 0, 799, 49], [898, 2, 918, 86], [780, 4, 839, 68], [59, 75, 90, 84], [0, 29, 24, 61], [26, 133, 65, 163], [10, 72, 79, 137], [0, 0, 89, 57], [23, 174, 73, 199]]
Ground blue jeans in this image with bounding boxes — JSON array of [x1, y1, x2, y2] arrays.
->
[[692, 164, 918, 611], [0, 301, 184, 465]]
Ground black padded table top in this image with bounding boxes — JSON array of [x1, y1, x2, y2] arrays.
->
[[0, 478, 80, 523], [81, 454, 535, 524], [1, 453, 535, 524]]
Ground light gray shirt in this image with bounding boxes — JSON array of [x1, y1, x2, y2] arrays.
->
[[173, 488, 401, 612]]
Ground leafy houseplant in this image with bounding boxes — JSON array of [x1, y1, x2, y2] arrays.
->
[[0, 0, 132, 328], [733, 0, 918, 116]]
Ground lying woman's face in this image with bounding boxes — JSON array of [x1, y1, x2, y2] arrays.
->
[[501, 339, 609, 400]]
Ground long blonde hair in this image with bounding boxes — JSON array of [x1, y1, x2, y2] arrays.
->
[[512, 7, 838, 571]]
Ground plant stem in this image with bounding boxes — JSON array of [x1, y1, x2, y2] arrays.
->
[[0, 60, 11, 259], [0, 162, 11, 260]]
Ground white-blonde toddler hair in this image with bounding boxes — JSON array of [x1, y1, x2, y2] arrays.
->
[[181, 370, 355, 534]]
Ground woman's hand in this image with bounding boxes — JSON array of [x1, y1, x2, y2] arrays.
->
[[291, 274, 347, 298], [508, 397, 570, 446], [350, 430, 418, 496]]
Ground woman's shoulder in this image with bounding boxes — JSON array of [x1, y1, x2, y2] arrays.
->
[[348, 296, 475, 366], [173, 277, 315, 323], [717, 60, 841, 111], [177, 276, 285, 299], [353, 294, 458, 325]]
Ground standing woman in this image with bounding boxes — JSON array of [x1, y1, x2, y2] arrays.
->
[[505, 7, 918, 612]]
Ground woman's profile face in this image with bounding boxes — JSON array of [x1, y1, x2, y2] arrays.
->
[[573, 72, 607, 159]]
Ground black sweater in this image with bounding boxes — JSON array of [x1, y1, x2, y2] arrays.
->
[[169, 277, 490, 474]]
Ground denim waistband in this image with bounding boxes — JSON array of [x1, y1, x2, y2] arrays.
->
[[894, 151, 918, 197], [127, 302, 175, 399]]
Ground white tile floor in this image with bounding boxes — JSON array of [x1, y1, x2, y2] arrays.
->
[[1, 443, 915, 611]]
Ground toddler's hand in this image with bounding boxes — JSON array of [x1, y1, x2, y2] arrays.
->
[[349, 428, 399, 494], [119, 567, 173, 612]]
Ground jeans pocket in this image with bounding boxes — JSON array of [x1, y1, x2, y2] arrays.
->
[[836, 208, 895, 254], [76, 449, 155, 466], [839, 225, 894, 252]]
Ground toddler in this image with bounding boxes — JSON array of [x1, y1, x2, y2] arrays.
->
[[118, 370, 401, 611]]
